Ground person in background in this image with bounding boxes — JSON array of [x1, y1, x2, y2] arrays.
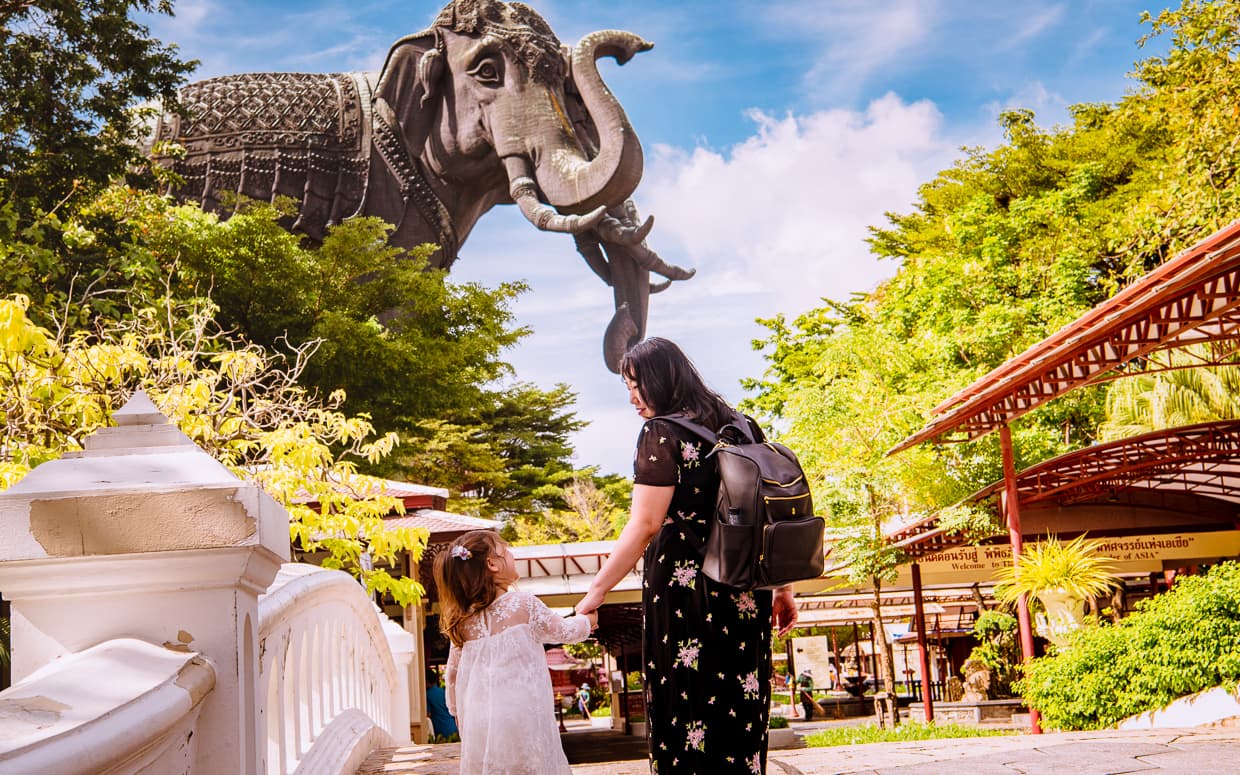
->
[[425, 666, 458, 739], [437, 530, 598, 774], [797, 669, 816, 721], [577, 683, 592, 718]]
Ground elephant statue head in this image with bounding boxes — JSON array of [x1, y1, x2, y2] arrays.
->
[[151, 0, 694, 371]]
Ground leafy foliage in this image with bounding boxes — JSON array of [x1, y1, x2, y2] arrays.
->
[[0, 293, 426, 605], [0, 0, 196, 205], [504, 471, 631, 544], [746, 0, 1240, 552], [993, 535, 1119, 603], [0, 183, 585, 513], [966, 610, 1019, 697], [1100, 347, 1240, 440], [803, 721, 1015, 748], [1018, 562, 1240, 730]]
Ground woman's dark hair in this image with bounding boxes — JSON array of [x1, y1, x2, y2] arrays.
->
[[434, 530, 506, 647], [620, 337, 734, 429]]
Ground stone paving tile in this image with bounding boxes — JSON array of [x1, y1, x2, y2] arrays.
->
[[763, 728, 1240, 775], [993, 742, 1163, 774], [1132, 742, 1240, 775], [359, 726, 1240, 774]]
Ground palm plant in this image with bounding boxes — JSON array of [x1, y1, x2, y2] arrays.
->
[[0, 616, 8, 668], [993, 534, 1118, 647], [1100, 347, 1240, 441]]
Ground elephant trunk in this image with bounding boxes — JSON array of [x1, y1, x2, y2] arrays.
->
[[601, 243, 651, 373], [536, 30, 650, 215]]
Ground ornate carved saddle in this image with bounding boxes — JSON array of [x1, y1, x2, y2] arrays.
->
[[152, 71, 375, 241]]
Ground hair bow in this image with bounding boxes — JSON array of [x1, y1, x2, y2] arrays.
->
[[450, 545, 472, 561]]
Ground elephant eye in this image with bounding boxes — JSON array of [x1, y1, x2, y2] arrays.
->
[[468, 57, 503, 86]]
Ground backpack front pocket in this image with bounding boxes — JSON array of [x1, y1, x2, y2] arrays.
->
[[759, 516, 826, 587]]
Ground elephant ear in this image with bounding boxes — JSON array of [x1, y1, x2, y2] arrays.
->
[[374, 31, 442, 156]]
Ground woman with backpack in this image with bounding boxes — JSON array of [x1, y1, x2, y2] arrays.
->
[[575, 337, 799, 774]]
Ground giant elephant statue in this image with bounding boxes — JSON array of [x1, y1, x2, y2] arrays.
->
[[148, 0, 693, 372]]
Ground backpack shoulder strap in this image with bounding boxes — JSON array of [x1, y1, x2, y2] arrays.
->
[[651, 413, 717, 443], [646, 413, 719, 555]]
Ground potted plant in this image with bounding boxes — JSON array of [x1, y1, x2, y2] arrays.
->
[[994, 534, 1118, 648]]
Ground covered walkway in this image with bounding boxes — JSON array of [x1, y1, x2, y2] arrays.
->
[[888, 220, 1240, 732]]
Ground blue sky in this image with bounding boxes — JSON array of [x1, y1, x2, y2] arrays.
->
[[146, 0, 1169, 475]]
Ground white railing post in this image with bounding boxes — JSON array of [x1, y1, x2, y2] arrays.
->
[[383, 615, 415, 743], [0, 393, 289, 775]]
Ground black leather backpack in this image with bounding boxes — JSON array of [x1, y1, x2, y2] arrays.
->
[[657, 413, 826, 590]]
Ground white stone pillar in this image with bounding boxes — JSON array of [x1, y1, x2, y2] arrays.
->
[[0, 392, 290, 775]]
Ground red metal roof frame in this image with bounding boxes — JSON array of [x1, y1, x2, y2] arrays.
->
[[888, 419, 1240, 558], [891, 220, 1240, 454]]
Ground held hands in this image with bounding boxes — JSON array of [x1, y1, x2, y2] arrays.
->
[[575, 587, 605, 618], [584, 609, 599, 631], [772, 585, 798, 637]]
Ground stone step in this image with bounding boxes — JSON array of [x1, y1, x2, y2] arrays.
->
[[355, 742, 461, 775]]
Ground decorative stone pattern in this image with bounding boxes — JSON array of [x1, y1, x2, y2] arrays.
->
[[152, 71, 372, 241]]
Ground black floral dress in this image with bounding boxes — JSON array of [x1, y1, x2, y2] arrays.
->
[[634, 417, 774, 775]]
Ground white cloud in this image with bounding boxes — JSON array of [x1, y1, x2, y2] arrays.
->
[[999, 3, 1066, 50], [642, 93, 953, 320], [457, 93, 960, 474], [764, 0, 938, 102]]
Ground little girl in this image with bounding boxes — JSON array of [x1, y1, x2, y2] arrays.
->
[[435, 530, 597, 774]]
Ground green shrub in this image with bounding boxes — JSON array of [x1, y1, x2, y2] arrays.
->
[[804, 721, 1014, 748], [769, 715, 790, 729], [1018, 562, 1240, 730], [967, 610, 1018, 697]]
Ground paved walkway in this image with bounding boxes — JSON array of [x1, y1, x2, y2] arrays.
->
[[359, 723, 1240, 774]]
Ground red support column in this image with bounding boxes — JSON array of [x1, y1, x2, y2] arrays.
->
[[1000, 422, 1042, 734], [911, 562, 934, 723]]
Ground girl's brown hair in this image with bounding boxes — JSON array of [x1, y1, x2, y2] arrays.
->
[[434, 530, 507, 647]]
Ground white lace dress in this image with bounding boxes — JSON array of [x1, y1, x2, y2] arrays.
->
[[445, 588, 592, 774]]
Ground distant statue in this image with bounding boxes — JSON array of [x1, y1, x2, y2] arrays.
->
[[960, 657, 991, 702], [148, 0, 694, 372], [945, 675, 964, 703]]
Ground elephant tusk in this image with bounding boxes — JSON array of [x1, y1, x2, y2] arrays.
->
[[597, 214, 654, 245], [509, 174, 607, 234], [650, 278, 672, 294]]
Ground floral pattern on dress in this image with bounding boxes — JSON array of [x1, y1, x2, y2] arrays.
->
[[686, 721, 706, 752], [736, 591, 758, 619], [680, 439, 702, 468], [675, 639, 701, 670], [633, 417, 774, 774]]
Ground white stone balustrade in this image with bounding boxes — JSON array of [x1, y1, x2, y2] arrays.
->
[[259, 563, 413, 775], [0, 639, 215, 774], [0, 392, 416, 774]]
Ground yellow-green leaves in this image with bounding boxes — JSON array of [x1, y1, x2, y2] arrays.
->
[[0, 295, 427, 606], [994, 534, 1119, 603]]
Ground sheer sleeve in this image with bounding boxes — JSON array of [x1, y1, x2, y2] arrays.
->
[[527, 593, 592, 645], [445, 642, 461, 718], [633, 419, 679, 486]]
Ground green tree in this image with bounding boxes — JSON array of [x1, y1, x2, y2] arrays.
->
[[0, 184, 584, 510], [505, 471, 631, 544], [0, 293, 426, 605], [0, 0, 196, 205], [747, 0, 1240, 568]]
